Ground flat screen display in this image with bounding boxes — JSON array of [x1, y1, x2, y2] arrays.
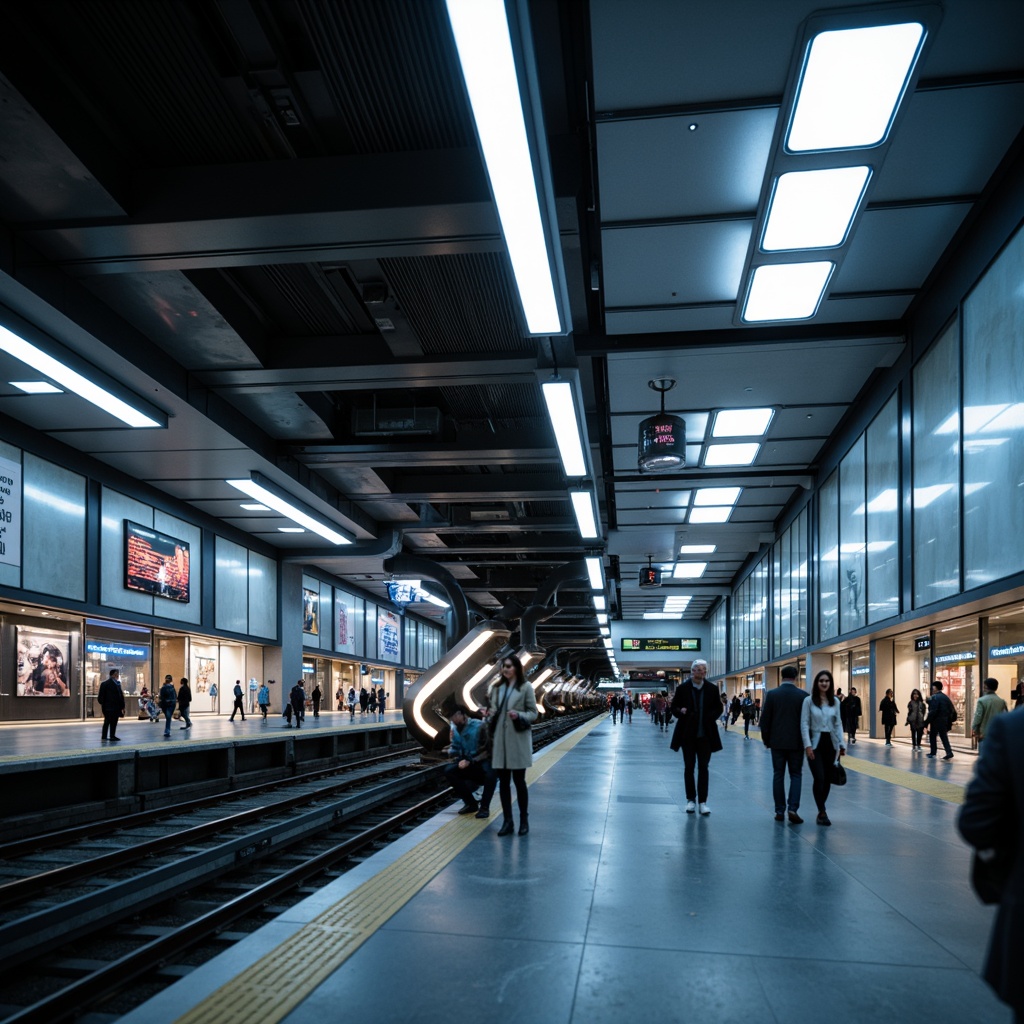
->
[[124, 521, 190, 602]]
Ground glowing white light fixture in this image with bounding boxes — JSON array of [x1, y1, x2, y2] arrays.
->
[[704, 443, 760, 467], [743, 262, 833, 322], [570, 488, 600, 539], [593, 595, 606, 611], [689, 507, 732, 524], [0, 323, 162, 428], [226, 474, 353, 545], [679, 544, 716, 555], [597, 613, 609, 625], [541, 380, 587, 477], [412, 625, 502, 738], [673, 562, 707, 579], [459, 659, 500, 713], [446, 0, 563, 334], [603, 637, 613, 649], [695, 487, 741, 506], [762, 167, 871, 250], [600, 626, 610, 636], [278, 527, 305, 533], [9, 380, 62, 394], [787, 23, 925, 152], [712, 408, 774, 437], [241, 502, 272, 511], [585, 556, 605, 591], [645, 612, 682, 620]]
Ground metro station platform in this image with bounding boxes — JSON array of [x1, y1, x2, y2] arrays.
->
[[119, 710, 1008, 1024]]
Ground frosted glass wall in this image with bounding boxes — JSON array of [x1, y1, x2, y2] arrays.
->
[[866, 395, 899, 623], [818, 471, 839, 639], [839, 437, 866, 634]]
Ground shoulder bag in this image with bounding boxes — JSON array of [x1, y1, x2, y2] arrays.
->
[[829, 756, 847, 786]]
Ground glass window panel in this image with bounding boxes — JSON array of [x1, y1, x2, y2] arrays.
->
[[795, 508, 808, 649], [819, 471, 839, 640], [773, 538, 782, 658], [840, 436, 867, 633], [963, 224, 1024, 589], [866, 395, 900, 623], [913, 320, 961, 606]]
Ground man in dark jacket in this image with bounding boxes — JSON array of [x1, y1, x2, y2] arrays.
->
[[844, 687, 863, 744], [759, 665, 809, 824], [97, 668, 125, 742], [958, 709, 1024, 1022], [177, 676, 192, 730], [669, 659, 723, 815], [229, 679, 246, 721], [158, 675, 177, 737], [924, 680, 956, 759]]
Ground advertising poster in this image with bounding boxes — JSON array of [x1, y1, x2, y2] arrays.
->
[[17, 627, 70, 696], [336, 590, 357, 654], [377, 607, 400, 663], [0, 454, 22, 568], [303, 587, 319, 635]]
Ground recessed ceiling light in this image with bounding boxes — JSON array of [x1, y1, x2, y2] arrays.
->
[[9, 380, 63, 394], [762, 167, 871, 251], [644, 612, 682, 620], [689, 507, 732, 524], [673, 562, 707, 579], [227, 475, 353, 545], [597, 613, 609, 625], [743, 262, 833, 322], [240, 503, 271, 511], [570, 489, 600, 540], [679, 544, 716, 555], [712, 408, 774, 437], [278, 527, 305, 533], [541, 380, 587, 477], [585, 556, 605, 590], [704, 443, 761, 467], [787, 22, 925, 152], [593, 595, 606, 611], [695, 487, 741, 506]]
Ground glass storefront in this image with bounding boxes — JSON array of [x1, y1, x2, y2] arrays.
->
[[892, 634, 931, 740], [985, 605, 1024, 706], [932, 616, 978, 740]]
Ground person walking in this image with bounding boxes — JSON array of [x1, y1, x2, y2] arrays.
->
[[347, 686, 357, 719], [957, 709, 1024, 1024], [177, 676, 193, 730], [485, 654, 538, 836], [377, 686, 386, 717], [879, 689, 898, 745], [158, 675, 177, 737], [906, 688, 927, 750], [668, 659, 723, 816], [759, 665, 809, 824], [924, 680, 956, 759], [719, 691, 729, 730], [311, 683, 322, 718], [229, 679, 246, 721], [801, 670, 846, 826], [972, 677, 1008, 745], [257, 681, 271, 720], [98, 668, 125, 742], [844, 687, 862, 745], [359, 686, 370, 714], [740, 690, 755, 740], [290, 680, 306, 728], [729, 695, 741, 725]]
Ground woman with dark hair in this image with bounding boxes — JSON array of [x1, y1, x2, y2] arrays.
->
[[800, 670, 846, 826], [906, 688, 927, 749], [485, 654, 538, 836], [29, 643, 68, 696], [879, 688, 898, 745]]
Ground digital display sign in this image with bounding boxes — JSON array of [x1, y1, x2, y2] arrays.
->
[[124, 521, 190, 602], [621, 638, 701, 652]]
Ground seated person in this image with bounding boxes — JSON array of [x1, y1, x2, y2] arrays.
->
[[444, 705, 497, 818]]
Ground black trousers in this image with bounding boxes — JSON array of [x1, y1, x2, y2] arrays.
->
[[682, 737, 714, 802], [884, 723, 895, 741], [101, 711, 120, 739], [807, 734, 836, 813], [929, 725, 953, 757], [445, 760, 496, 807], [910, 725, 924, 746], [496, 767, 528, 822]]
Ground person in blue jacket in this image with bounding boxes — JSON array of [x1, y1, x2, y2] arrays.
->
[[445, 705, 496, 817], [158, 675, 177, 737]]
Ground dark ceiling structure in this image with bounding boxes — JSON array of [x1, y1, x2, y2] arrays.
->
[[0, 0, 1022, 675]]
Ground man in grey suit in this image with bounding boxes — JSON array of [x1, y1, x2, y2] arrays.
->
[[759, 665, 809, 824]]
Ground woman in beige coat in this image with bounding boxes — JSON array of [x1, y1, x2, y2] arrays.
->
[[485, 655, 538, 836]]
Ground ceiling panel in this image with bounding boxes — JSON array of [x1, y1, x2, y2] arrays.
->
[[597, 109, 777, 220]]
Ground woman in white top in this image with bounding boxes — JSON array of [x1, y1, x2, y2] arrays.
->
[[800, 670, 846, 826]]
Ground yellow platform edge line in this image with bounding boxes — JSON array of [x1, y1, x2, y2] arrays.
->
[[174, 713, 607, 1024]]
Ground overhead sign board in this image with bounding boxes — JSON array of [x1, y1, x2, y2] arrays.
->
[[621, 638, 701, 652], [914, 636, 931, 651]]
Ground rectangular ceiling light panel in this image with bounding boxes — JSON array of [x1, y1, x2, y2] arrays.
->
[[762, 166, 871, 250], [787, 22, 925, 152], [570, 488, 600, 539], [704, 443, 760, 467], [446, 0, 562, 334], [585, 556, 605, 590], [743, 262, 833, 322], [0, 323, 161, 428], [679, 544, 716, 554], [541, 380, 587, 477], [695, 487, 741, 506], [673, 562, 707, 579], [712, 408, 773, 437], [689, 507, 732, 524], [10, 380, 63, 394]]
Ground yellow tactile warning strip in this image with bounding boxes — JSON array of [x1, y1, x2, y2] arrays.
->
[[741, 725, 965, 804], [173, 712, 607, 1024]]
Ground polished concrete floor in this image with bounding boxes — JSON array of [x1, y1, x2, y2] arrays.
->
[[118, 711, 1007, 1024]]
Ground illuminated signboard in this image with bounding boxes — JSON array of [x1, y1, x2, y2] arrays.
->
[[621, 638, 701, 652], [85, 640, 150, 660], [990, 643, 1024, 659], [934, 650, 976, 665]]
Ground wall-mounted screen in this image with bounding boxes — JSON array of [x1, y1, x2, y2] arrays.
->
[[125, 520, 190, 602], [303, 587, 320, 635]]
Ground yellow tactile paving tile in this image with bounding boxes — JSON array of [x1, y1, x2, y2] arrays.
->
[[174, 712, 607, 1024]]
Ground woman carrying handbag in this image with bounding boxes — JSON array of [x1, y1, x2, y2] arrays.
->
[[800, 670, 846, 826]]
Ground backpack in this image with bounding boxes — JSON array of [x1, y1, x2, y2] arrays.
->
[[946, 694, 958, 725]]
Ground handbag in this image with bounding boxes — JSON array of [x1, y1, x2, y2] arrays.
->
[[512, 715, 531, 732], [971, 848, 1012, 905], [829, 757, 847, 786]]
